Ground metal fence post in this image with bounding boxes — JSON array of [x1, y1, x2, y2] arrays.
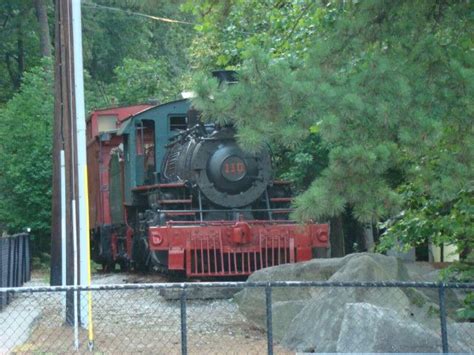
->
[[180, 287, 188, 355], [265, 285, 273, 355], [438, 283, 449, 353]]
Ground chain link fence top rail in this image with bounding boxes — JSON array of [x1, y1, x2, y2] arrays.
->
[[0, 281, 473, 354], [0, 233, 31, 312]]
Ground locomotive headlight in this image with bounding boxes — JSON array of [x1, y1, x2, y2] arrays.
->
[[193, 129, 272, 207], [206, 143, 258, 194], [221, 156, 247, 182]]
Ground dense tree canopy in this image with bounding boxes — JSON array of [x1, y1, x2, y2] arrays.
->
[[0, 61, 53, 251], [183, 0, 321, 69], [191, 0, 473, 257], [0, 0, 45, 102], [0, 0, 194, 252]]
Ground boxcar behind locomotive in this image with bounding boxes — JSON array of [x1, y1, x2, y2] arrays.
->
[[87, 99, 329, 277]]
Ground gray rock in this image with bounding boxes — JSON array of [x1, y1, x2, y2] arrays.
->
[[271, 300, 306, 342], [448, 322, 474, 350], [281, 286, 411, 352], [329, 252, 410, 282], [160, 286, 242, 300], [282, 293, 346, 352], [336, 303, 472, 353], [387, 245, 416, 261], [234, 257, 346, 327], [235, 252, 462, 353], [235, 253, 415, 351], [336, 303, 442, 353], [281, 255, 414, 352], [403, 262, 462, 314]]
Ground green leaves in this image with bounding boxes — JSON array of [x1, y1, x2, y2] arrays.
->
[[191, 0, 474, 238], [184, 0, 324, 70], [110, 57, 177, 105], [0, 59, 53, 252], [378, 187, 474, 259]]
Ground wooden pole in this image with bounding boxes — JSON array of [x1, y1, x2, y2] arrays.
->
[[49, 0, 61, 286], [51, 0, 79, 328]]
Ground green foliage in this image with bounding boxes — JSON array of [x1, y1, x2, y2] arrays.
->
[[278, 133, 329, 192], [0, 1, 194, 255], [82, 1, 152, 83], [110, 57, 177, 105], [438, 256, 474, 321], [378, 188, 474, 258], [193, 48, 315, 151], [441, 258, 474, 283], [32, 252, 51, 272], [81, 1, 195, 106], [183, 0, 325, 69], [193, 1, 474, 228], [82, 0, 194, 83], [0, 59, 54, 253], [455, 292, 474, 321], [0, 0, 45, 102]]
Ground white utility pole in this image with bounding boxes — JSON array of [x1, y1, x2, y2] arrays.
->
[[71, 0, 90, 329]]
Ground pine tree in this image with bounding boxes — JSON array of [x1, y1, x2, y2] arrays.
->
[[193, 0, 473, 234]]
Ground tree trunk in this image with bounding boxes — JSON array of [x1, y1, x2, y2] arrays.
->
[[363, 223, 375, 252], [34, 0, 52, 57], [330, 215, 345, 257], [5, 52, 20, 89], [8, 18, 26, 89]]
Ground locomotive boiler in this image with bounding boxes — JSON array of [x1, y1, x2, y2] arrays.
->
[[87, 92, 329, 277]]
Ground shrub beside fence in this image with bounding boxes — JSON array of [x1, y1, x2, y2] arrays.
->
[[0, 233, 31, 310]]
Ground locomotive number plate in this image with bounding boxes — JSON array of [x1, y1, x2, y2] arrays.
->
[[221, 156, 247, 181]]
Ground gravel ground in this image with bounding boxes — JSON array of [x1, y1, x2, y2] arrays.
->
[[0, 278, 47, 353], [0, 272, 289, 354]]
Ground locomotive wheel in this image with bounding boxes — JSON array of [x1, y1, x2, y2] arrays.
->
[[118, 259, 129, 272], [149, 251, 169, 271], [101, 260, 116, 272], [132, 236, 150, 272]]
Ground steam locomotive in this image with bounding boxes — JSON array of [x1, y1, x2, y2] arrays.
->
[[87, 75, 329, 277]]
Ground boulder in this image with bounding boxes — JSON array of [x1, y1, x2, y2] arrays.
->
[[235, 252, 454, 352], [271, 300, 306, 342], [235, 253, 411, 332], [281, 293, 346, 352], [281, 285, 411, 352], [160, 286, 242, 300], [336, 303, 442, 353], [329, 253, 410, 282], [234, 257, 346, 327], [404, 261, 462, 313], [337, 303, 472, 353], [448, 322, 474, 350]]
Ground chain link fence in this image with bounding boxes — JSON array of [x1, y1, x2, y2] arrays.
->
[[0, 233, 31, 311], [0, 281, 472, 354]]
